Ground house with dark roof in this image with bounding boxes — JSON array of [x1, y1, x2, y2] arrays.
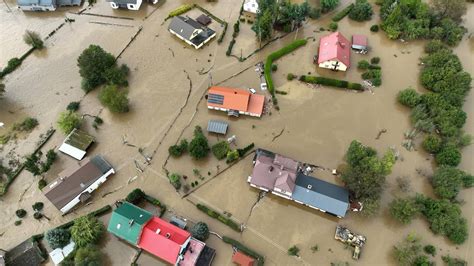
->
[[248, 149, 349, 218], [17, 0, 80, 11], [106, 0, 142, 10], [207, 86, 265, 118], [317, 32, 351, 71], [58, 128, 95, 160], [4, 238, 45, 266], [168, 16, 216, 49], [107, 202, 216, 265], [43, 155, 115, 214]]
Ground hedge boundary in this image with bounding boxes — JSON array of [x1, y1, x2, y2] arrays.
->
[[264, 39, 308, 106], [222, 236, 265, 266], [299, 75, 363, 91], [332, 3, 354, 22], [196, 203, 242, 232]]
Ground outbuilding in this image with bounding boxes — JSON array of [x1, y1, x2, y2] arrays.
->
[[351, 34, 368, 53], [207, 120, 229, 135], [58, 128, 94, 160]]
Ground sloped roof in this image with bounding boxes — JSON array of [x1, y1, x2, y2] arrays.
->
[[59, 128, 94, 160], [243, 0, 258, 14], [138, 217, 191, 265], [250, 151, 297, 191], [247, 94, 265, 117], [274, 173, 295, 193], [5, 239, 45, 266], [208, 87, 251, 112], [292, 173, 349, 217], [169, 16, 203, 41], [318, 32, 351, 68], [106, 0, 138, 4], [232, 251, 255, 266], [196, 14, 212, 26], [107, 202, 153, 245]]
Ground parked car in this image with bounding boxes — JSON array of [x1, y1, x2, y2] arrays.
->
[[248, 88, 256, 94], [260, 83, 267, 91]]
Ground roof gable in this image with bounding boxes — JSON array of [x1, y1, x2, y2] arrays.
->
[[318, 32, 351, 68], [169, 16, 203, 41], [107, 202, 153, 245]]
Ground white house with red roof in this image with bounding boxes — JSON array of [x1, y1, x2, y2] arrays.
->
[[317, 32, 351, 71]]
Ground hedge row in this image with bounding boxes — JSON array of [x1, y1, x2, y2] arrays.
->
[[56, 205, 112, 230], [196, 203, 242, 232], [332, 3, 354, 22], [299, 75, 363, 91], [0, 47, 36, 78], [165, 4, 194, 20], [264, 39, 308, 104], [237, 143, 254, 157], [222, 236, 265, 266]]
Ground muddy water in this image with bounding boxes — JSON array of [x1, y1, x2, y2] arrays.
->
[[0, 0, 473, 265]]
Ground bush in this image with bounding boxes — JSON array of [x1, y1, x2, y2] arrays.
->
[[287, 73, 295, 80], [167, 4, 194, 19], [211, 141, 230, 160], [237, 143, 255, 157], [169, 173, 181, 189], [357, 60, 370, 70], [98, 85, 129, 113], [16, 209, 27, 218], [57, 111, 82, 134], [332, 3, 354, 21], [309, 7, 321, 19], [389, 198, 419, 224], [271, 64, 278, 72], [370, 57, 380, 64], [71, 216, 105, 247], [435, 144, 461, 166], [397, 88, 421, 108], [45, 228, 71, 249], [23, 30, 44, 49], [348, 0, 373, 21], [370, 24, 379, 32], [13, 117, 38, 132], [393, 234, 422, 266], [104, 64, 129, 87], [222, 236, 265, 265], [425, 40, 447, 54], [422, 134, 442, 153], [288, 245, 300, 256], [169, 139, 188, 157], [442, 255, 467, 266], [432, 166, 472, 200], [33, 212, 43, 220], [74, 245, 103, 266], [321, 0, 340, 13], [329, 22, 338, 31], [190, 222, 209, 241], [0, 57, 23, 78], [38, 179, 47, 190], [32, 202, 44, 212], [14, 220, 21, 226], [226, 150, 239, 164], [189, 126, 210, 160], [126, 188, 145, 204], [77, 45, 116, 92], [301, 75, 363, 91], [423, 245, 436, 256], [67, 101, 80, 112]]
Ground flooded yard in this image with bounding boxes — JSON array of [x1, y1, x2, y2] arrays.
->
[[0, 0, 473, 265]]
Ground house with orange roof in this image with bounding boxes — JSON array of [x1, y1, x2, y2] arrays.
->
[[232, 251, 255, 266], [317, 32, 351, 71], [207, 87, 265, 118]]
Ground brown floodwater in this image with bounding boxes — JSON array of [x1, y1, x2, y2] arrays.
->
[[0, 0, 473, 265]]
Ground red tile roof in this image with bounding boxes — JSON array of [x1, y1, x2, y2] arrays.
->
[[207, 87, 264, 117], [138, 217, 191, 265], [317, 32, 351, 68], [232, 251, 255, 266]]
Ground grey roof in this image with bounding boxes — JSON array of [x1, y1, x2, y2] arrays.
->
[[17, 0, 54, 6], [169, 16, 202, 41], [207, 120, 228, 135], [64, 128, 95, 150], [292, 173, 349, 217], [196, 14, 212, 26], [106, 0, 137, 4], [57, 0, 81, 6], [5, 239, 44, 266]]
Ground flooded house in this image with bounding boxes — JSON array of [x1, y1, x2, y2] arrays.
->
[[247, 149, 350, 218], [107, 202, 216, 266], [243, 0, 259, 22], [168, 16, 216, 49], [17, 0, 80, 11], [43, 155, 115, 214], [207, 86, 265, 118], [58, 128, 95, 161], [317, 32, 351, 71], [107, 0, 142, 10]]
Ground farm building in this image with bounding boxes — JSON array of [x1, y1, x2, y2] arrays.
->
[[352, 34, 368, 53], [207, 87, 265, 118], [168, 16, 216, 49], [317, 32, 351, 71]]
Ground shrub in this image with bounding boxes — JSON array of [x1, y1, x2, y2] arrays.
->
[[23, 30, 44, 49], [32, 202, 44, 212], [237, 143, 255, 157], [393, 234, 422, 266], [442, 255, 467, 266], [67, 101, 80, 112], [104, 64, 129, 87], [14, 220, 21, 226], [425, 40, 447, 54], [45, 228, 71, 249], [38, 179, 47, 190], [190, 222, 209, 241], [321, 0, 340, 13], [211, 141, 230, 160], [77, 45, 116, 92], [422, 134, 442, 153], [370, 57, 380, 64], [57, 111, 81, 134], [370, 24, 379, 32], [169, 173, 181, 189], [423, 245, 436, 256], [332, 3, 354, 21], [189, 126, 210, 160], [16, 209, 27, 218], [348, 0, 373, 21], [432, 166, 472, 200], [71, 216, 105, 247], [226, 150, 239, 164], [301, 75, 363, 91], [13, 117, 38, 132], [309, 7, 321, 19], [74, 245, 103, 266], [357, 60, 370, 70], [196, 204, 241, 232], [167, 4, 194, 19], [288, 245, 300, 256], [271, 64, 278, 72], [126, 188, 145, 204], [287, 73, 295, 80], [226, 39, 236, 56], [99, 85, 129, 113], [398, 88, 421, 108], [329, 22, 338, 31], [389, 198, 419, 224], [435, 144, 461, 166], [33, 212, 43, 220]]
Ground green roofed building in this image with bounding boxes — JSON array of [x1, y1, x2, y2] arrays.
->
[[107, 202, 153, 245]]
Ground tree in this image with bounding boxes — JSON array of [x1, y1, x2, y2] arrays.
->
[[67, 101, 80, 112], [422, 134, 442, 153], [77, 45, 115, 92], [104, 64, 129, 87], [389, 198, 419, 224], [357, 60, 370, 70], [398, 88, 421, 108], [211, 141, 230, 160], [226, 149, 239, 164], [23, 30, 44, 49], [252, 8, 274, 41], [45, 228, 71, 249], [393, 234, 422, 266], [168, 173, 181, 189], [125, 188, 145, 204], [349, 0, 373, 21], [431, 0, 466, 22], [432, 166, 473, 200], [71, 216, 105, 247], [435, 144, 461, 166], [190, 222, 209, 241], [321, 0, 340, 13], [74, 245, 103, 266], [423, 245, 436, 256], [287, 245, 300, 256], [99, 85, 129, 113], [189, 126, 210, 160], [57, 111, 81, 134]]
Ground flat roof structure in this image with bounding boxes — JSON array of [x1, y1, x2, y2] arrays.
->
[[207, 120, 229, 135]]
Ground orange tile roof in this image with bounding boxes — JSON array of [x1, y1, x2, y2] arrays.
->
[[232, 251, 255, 266], [247, 94, 265, 116], [207, 86, 264, 116]]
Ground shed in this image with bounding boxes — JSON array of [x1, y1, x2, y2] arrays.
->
[[58, 128, 95, 160], [196, 14, 212, 26], [351, 35, 368, 51], [49, 241, 75, 265], [232, 251, 255, 266], [5, 239, 45, 266], [207, 120, 229, 135], [107, 202, 153, 245]]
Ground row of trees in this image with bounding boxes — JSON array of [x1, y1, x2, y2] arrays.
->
[[379, 0, 466, 45]]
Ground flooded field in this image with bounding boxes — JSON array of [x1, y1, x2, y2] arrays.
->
[[0, 0, 473, 265]]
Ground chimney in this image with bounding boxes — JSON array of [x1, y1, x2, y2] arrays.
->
[[338, 41, 345, 48], [269, 166, 274, 172], [166, 233, 171, 239]]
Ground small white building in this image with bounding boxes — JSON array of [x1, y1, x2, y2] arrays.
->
[[49, 242, 75, 265], [58, 128, 94, 161], [243, 0, 259, 22], [107, 0, 143, 10]]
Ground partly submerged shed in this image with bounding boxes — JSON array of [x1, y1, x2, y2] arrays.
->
[[58, 128, 95, 160], [351, 34, 368, 52]]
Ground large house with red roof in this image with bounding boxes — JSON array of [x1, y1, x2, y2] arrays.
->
[[207, 86, 265, 118], [317, 32, 351, 71], [107, 202, 215, 265]]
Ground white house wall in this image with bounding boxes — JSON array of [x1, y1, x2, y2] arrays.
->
[[318, 60, 348, 71], [58, 143, 87, 160]]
